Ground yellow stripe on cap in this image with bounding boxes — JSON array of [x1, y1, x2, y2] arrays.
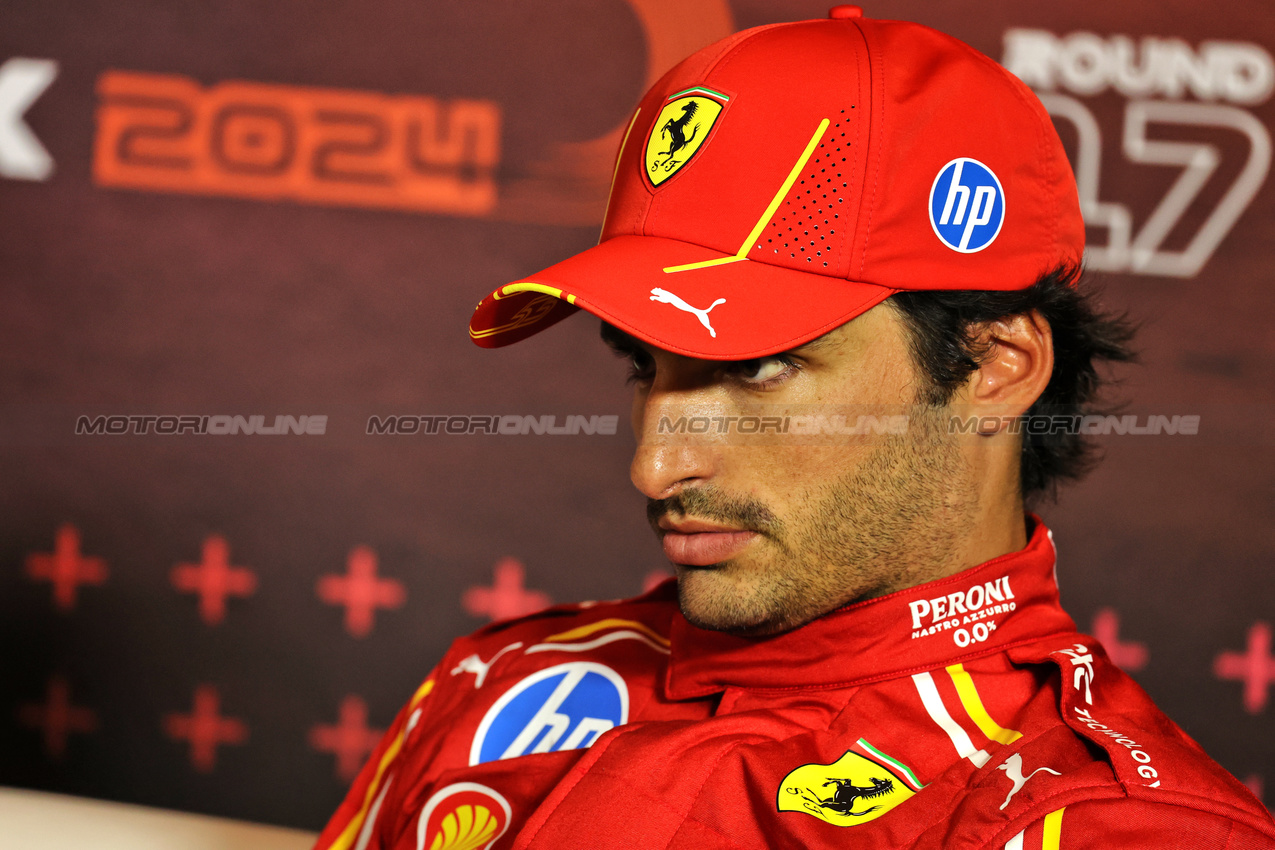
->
[[737, 117, 830, 256], [499, 282, 576, 304], [662, 255, 748, 273], [664, 117, 831, 274], [600, 107, 642, 242], [946, 662, 1023, 745]]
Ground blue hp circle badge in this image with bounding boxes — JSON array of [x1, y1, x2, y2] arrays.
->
[[469, 662, 628, 765], [928, 158, 1005, 253]]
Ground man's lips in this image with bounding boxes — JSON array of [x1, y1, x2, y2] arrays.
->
[[657, 519, 759, 566]]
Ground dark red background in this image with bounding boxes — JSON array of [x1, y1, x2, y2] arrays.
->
[[1, 0, 1271, 830]]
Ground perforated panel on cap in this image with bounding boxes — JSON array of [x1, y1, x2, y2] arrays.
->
[[759, 108, 855, 272]]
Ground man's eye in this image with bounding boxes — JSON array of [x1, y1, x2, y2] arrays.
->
[[626, 350, 655, 384], [733, 357, 792, 385]]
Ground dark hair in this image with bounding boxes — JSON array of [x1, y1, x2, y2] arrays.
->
[[889, 265, 1136, 503]]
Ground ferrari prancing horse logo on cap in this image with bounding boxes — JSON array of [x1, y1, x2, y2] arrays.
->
[[644, 87, 729, 186]]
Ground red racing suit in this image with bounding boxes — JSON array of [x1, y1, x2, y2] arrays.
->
[[315, 520, 1275, 849]]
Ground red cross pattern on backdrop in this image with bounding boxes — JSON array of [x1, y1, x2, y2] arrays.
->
[[25, 524, 109, 612], [462, 556, 551, 622], [171, 534, 258, 625], [316, 545, 406, 638], [1214, 621, 1275, 714], [309, 695, 385, 781], [163, 685, 249, 772], [17, 675, 98, 759], [1089, 607, 1149, 672]]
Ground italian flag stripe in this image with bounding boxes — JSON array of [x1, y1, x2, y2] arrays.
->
[[856, 737, 925, 792], [668, 86, 730, 101]]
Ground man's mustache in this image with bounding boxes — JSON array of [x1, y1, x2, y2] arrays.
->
[[646, 487, 781, 535]]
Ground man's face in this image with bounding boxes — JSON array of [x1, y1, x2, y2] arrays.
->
[[605, 301, 980, 637]]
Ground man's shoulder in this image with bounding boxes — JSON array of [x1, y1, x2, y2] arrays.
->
[[454, 579, 680, 654], [951, 633, 1275, 847], [952, 796, 1275, 850], [1005, 634, 1248, 794], [780, 629, 1275, 848], [420, 579, 681, 702]]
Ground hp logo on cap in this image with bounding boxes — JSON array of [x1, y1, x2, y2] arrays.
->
[[928, 158, 1005, 253]]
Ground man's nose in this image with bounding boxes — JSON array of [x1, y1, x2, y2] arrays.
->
[[629, 384, 720, 501]]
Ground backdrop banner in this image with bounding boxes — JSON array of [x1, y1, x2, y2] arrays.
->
[[1, 0, 1271, 830]]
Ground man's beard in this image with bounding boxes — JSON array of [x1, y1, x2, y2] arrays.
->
[[648, 407, 977, 636]]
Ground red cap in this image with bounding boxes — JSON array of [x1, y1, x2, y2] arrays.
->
[[469, 11, 1083, 359]]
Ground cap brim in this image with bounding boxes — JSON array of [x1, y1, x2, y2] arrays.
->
[[469, 235, 897, 360]]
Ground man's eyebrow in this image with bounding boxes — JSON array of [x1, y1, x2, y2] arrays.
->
[[765, 330, 843, 360], [599, 322, 643, 354], [786, 333, 837, 355], [601, 320, 837, 360]]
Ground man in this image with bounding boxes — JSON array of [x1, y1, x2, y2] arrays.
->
[[316, 7, 1275, 849]]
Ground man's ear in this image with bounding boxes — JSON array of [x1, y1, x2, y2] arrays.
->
[[954, 310, 1053, 430]]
